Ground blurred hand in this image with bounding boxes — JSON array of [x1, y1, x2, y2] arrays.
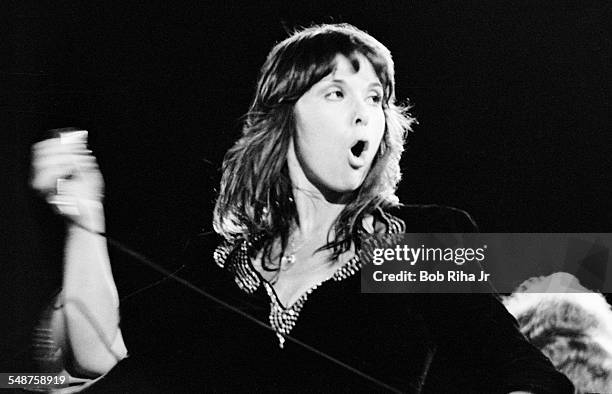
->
[[30, 131, 105, 229]]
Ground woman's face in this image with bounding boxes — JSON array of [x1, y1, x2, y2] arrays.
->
[[288, 53, 386, 198]]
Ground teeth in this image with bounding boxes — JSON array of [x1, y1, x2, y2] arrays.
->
[[351, 140, 365, 157]]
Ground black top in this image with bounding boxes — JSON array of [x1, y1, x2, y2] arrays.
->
[[85, 205, 574, 393]]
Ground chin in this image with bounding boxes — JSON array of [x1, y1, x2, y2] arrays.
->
[[328, 179, 364, 195], [312, 171, 368, 199]]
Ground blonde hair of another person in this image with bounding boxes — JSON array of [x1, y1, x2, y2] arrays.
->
[[503, 272, 612, 393]]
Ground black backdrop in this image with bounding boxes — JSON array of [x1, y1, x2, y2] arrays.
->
[[1, 1, 610, 370]]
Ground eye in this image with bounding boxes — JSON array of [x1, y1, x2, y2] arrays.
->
[[367, 92, 383, 105], [325, 89, 344, 101]]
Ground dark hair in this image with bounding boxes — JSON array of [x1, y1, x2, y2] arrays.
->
[[213, 23, 415, 270]]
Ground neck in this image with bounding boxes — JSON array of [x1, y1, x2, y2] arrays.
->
[[286, 137, 354, 240], [287, 141, 352, 240], [292, 187, 347, 239]]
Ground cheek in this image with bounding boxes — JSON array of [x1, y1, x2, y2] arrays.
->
[[295, 120, 321, 156], [372, 113, 386, 146], [293, 122, 330, 174], [296, 108, 342, 151]]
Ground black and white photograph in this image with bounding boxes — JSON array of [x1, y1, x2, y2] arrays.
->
[[1, 1, 611, 393]]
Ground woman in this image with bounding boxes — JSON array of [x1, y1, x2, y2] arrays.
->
[[31, 24, 573, 393]]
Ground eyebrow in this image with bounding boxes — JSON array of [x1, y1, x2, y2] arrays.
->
[[323, 78, 383, 90]]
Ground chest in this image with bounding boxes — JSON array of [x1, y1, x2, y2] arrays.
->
[[253, 249, 347, 308]]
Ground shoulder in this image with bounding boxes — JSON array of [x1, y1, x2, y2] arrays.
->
[[176, 231, 226, 278], [416, 293, 576, 393], [383, 204, 479, 233], [182, 231, 224, 262]]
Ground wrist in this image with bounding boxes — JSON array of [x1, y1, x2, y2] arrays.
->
[[66, 199, 106, 234]]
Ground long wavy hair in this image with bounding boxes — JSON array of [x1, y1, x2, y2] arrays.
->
[[213, 23, 415, 270]]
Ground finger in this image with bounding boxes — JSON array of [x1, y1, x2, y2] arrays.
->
[[32, 154, 96, 175], [31, 138, 61, 151], [66, 153, 98, 166], [33, 142, 91, 159], [31, 156, 99, 186], [33, 150, 98, 167], [32, 138, 87, 155], [34, 145, 92, 157], [33, 136, 89, 151]]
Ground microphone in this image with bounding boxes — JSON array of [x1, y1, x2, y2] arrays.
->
[[46, 128, 90, 217], [56, 129, 88, 145]]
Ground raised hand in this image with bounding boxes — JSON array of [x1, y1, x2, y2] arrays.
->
[[30, 130, 105, 231]]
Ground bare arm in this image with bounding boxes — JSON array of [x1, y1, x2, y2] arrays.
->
[[31, 132, 126, 377], [62, 199, 127, 376]]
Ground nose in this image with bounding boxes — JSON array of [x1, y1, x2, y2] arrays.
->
[[353, 100, 369, 127]]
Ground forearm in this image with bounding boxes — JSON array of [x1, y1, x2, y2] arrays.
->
[[61, 199, 126, 376]]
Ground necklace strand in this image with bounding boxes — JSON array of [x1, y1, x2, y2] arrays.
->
[[280, 226, 307, 270]]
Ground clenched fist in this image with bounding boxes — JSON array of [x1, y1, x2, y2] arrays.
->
[[30, 130, 105, 231]]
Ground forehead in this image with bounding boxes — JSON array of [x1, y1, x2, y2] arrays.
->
[[322, 53, 380, 83]]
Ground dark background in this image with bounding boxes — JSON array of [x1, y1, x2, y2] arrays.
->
[[1, 1, 610, 369]]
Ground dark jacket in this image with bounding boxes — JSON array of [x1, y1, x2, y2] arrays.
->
[[86, 205, 574, 393]]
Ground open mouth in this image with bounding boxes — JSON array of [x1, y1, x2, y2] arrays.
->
[[350, 140, 368, 158]]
